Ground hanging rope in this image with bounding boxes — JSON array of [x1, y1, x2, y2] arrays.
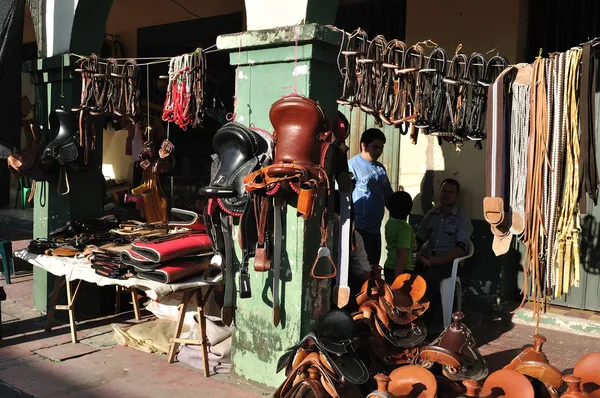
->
[[509, 82, 530, 238], [553, 47, 582, 298]]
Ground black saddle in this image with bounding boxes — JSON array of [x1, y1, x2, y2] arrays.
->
[[43, 109, 79, 165], [41, 109, 81, 194], [277, 309, 369, 385], [198, 122, 272, 216]]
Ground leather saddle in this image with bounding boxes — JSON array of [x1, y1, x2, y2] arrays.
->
[[43, 109, 79, 166], [503, 334, 562, 396], [366, 372, 465, 398], [277, 309, 369, 386], [388, 365, 438, 398], [418, 311, 488, 382], [243, 94, 331, 219], [460, 369, 536, 398], [354, 268, 428, 348], [573, 352, 600, 397], [42, 109, 81, 194], [7, 122, 57, 182], [199, 122, 272, 216]]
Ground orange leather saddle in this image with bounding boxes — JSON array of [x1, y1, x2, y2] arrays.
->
[[573, 352, 600, 397], [503, 334, 562, 396], [418, 312, 488, 382]]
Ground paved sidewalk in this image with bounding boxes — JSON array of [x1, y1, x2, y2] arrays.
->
[[1, 255, 599, 397]]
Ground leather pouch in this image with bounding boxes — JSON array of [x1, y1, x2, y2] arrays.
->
[[297, 183, 316, 219]]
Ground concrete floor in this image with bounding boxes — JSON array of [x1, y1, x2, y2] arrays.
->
[[1, 242, 599, 397]]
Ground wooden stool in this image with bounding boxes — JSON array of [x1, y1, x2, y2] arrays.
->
[[167, 286, 214, 377]]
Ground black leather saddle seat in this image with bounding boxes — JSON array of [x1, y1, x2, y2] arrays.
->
[[199, 122, 261, 198], [43, 109, 79, 165], [276, 309, 369, 385]]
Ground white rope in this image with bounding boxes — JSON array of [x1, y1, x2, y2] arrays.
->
[[509, 83, 530, 238]]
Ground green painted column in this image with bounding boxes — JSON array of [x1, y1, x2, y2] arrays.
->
[[217, 23, 343, 387], [28, 54, 104, 314]]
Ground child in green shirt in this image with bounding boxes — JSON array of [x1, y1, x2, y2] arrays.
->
[[384, 191, 416, 284]]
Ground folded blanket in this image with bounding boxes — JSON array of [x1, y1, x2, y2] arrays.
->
[[135, 259, 209, 284], [177, 315, 232, 375], [131, 233, 212, 263]]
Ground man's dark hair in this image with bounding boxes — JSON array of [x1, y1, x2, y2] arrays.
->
[[440, 178, 460, 193], [387, 191, 413, 220], [360, 128, 386, 147]]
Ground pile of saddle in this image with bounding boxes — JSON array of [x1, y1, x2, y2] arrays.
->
[[359, 329, 600, 398], [353, 268, 430, 372], [336, 28, 509, 152], [275, 310, 368, 398]]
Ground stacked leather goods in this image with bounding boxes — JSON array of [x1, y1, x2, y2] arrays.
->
[[120, 232, 214, 284], [353, 267, 430, 374], [274, 310, 368, 398], [361, 331, 600, 397], [90, 249, 132, 280]]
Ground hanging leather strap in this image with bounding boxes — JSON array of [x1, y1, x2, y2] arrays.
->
[[579, 42, 599, 211], [254, 196, 271, 272]]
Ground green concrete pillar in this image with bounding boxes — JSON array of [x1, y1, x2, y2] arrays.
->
[[217, 23, 343, 388], [27, 54, 104, 315]]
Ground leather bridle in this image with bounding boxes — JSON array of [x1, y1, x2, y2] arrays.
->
[[380, 39, 407, 126]]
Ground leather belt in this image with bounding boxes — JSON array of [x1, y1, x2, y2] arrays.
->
[[483, 65, 516, 253], [520, 57, 548, 329], [579, 41, 599, 210]]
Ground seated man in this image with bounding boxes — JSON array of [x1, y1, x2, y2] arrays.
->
[[415, 178, 473, 330]]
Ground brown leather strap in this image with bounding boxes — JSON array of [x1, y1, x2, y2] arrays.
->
[[519, 57, 549, 330], [485, 65, 516, 199], [311, 212, 337, 279], [253, 196, 270, 272], [579, 42, 599, 211]]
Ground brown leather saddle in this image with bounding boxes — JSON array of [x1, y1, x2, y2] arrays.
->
[[573, 352, 600, 397], [418, 312, 488, 382], [354, 268, 428, 349], [243, 94, 331, 220], [503, 334, 562, 397], [388, 365, 438, 398], [561, 374, 594, 398], [478, 369, 535, 397]]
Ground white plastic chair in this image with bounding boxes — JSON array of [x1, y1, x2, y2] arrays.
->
[[440, 239, 474, 328]]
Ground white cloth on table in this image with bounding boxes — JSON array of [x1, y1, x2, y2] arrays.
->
[[14, 250, 219, 301]]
